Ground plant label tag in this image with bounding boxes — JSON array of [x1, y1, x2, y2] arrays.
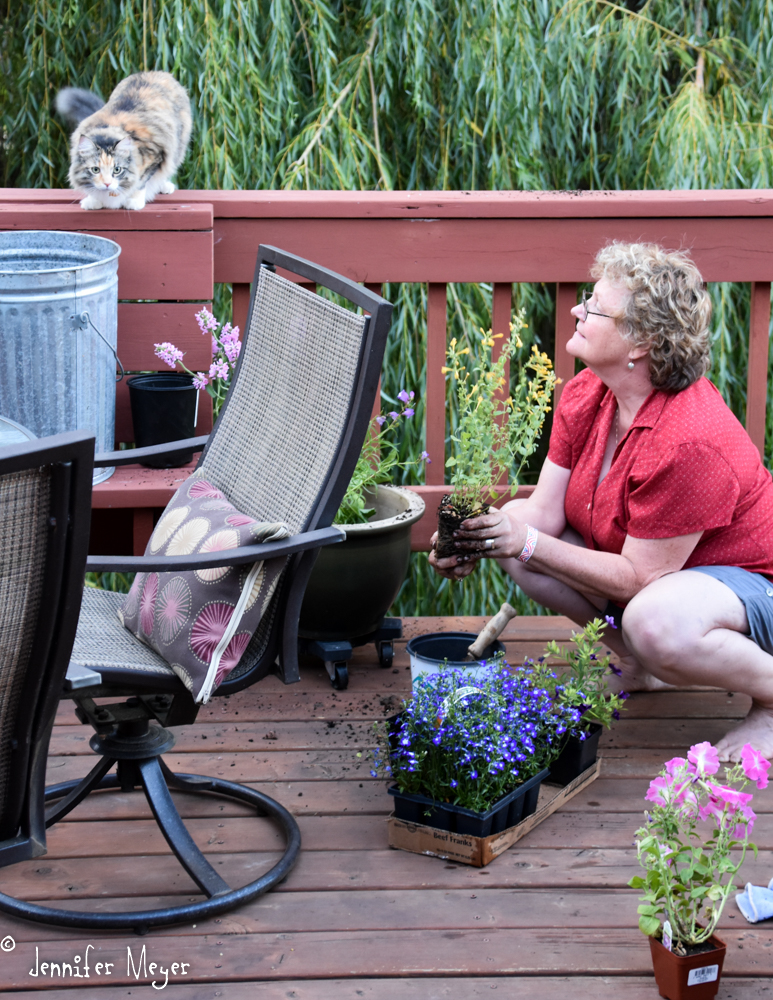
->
[[687, 965, 718, 986], [662, 920, 672, 952]]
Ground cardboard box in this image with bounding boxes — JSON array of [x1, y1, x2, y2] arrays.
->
[[386, 758, 600, 867]]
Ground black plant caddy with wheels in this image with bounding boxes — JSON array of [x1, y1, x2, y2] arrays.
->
[[388, 767, 550, 838], [548, 722, 603, 786]]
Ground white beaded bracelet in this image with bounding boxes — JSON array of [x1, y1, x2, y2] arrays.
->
[[517, 524, 539, 563]]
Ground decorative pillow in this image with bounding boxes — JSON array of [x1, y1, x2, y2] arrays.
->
[[118, 469, 290, 703]]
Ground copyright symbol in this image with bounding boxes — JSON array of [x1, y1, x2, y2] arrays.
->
[[0, 936, 14, 952]]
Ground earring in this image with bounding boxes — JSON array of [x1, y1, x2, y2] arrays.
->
[[627, 361, 635, 370]]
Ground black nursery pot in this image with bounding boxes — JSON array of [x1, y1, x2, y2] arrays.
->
[[127, 373, 199, 468], [548, 722, 603, 786], [388, 768, 550, 838]]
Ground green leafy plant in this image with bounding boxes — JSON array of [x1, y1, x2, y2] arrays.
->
[[542, 618, 629, 731], [629, 742, 769, 951], [371, 656, 582, 814], [335, 390, 428, 525], [443, 314, 556, 513]]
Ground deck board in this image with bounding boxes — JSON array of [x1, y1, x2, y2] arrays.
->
[[2, 615, 772, 993]]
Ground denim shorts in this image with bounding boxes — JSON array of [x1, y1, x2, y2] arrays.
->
[[603, 565, 773, 656], [681, 565, 773, 657]]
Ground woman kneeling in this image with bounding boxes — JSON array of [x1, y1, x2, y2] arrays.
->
[[430, 242, 773, 762]]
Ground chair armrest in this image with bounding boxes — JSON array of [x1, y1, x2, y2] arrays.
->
[[86, 525, 345, 572], [94, 435, 211, 467]]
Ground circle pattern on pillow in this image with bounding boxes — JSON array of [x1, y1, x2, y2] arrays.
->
[[150, 506, 189, 553], [156, 576, 193, 645], [195, 529, 240, 583], [167, 517, 211, 556], [140, 573, 159, 637]]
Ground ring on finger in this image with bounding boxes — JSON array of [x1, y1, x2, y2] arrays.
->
[[484, 538, 496, 551]]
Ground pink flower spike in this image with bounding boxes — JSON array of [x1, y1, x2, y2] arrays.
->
[[193, 373, 209, 390], [687, 741, 720, 776], [211, 335, 219, 356], [224, 341, 241, 364], [154, 342, 183, 369], [741, 743, 770, 789], [195, 307, 217, 335]]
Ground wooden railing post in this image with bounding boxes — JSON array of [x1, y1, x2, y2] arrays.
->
[[554, 283, 578, 405], [492, 281, 512, 385], [232, 282, 251, 339], [747, 281, 771, 459], [426, 283, 448, 485]]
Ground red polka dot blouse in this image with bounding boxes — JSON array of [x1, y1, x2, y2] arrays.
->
[[547, 368, 773, 580]]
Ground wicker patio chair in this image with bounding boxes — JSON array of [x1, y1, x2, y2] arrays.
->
[[0, 246, 392, 932]]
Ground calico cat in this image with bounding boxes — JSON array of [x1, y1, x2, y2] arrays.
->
[[56, 71, 192, 211]]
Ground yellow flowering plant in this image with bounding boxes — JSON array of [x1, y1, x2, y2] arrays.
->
[[436, 312, 556, 557]]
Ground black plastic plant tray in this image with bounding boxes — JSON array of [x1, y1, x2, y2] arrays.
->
[[548, 723, 603, 787], [388, 767, 550, 838]]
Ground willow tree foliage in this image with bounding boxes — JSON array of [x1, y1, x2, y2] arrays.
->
[[3, 0, 773, 615]]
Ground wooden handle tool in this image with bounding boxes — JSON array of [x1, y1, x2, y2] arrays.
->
[[467, 602, 517, 659]]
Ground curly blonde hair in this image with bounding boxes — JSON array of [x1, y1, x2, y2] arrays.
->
[[591, 242, 712, 392]]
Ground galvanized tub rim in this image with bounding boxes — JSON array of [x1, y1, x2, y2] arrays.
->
[[0, 230, 121, 274]]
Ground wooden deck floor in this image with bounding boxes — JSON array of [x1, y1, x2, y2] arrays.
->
[[1, 616, 772, 998]]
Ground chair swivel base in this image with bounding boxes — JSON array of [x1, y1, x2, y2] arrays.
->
[[0, 713, 301, 932]]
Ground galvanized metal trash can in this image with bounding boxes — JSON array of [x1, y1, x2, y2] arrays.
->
[[0, 230, 121, 484]]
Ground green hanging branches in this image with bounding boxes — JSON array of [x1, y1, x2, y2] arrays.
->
[[6, 0, 773, 615]]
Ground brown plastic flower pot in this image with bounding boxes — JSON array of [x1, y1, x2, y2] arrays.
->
[[649, 932, 726, 1000]]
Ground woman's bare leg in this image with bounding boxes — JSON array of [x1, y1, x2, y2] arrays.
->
[[622, 570, 773, 760], [495, 501, 669, 691]]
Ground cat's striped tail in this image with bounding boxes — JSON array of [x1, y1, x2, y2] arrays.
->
[[55, 88, 104, 127]]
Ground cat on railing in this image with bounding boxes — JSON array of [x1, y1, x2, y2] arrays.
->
[[55, 71, 192, 211]]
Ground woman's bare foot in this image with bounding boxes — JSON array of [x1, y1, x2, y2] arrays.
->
[[607, 653, 676, 694], [715, 702, 773, 762]]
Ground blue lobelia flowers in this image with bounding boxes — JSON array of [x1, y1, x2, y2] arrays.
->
[[373, 654, 582, 814]]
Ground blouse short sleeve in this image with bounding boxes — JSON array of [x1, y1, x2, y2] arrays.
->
[[626, 443, 740, 538]]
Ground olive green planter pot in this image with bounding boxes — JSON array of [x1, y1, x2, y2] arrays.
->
[[299, 485, 425, 641]]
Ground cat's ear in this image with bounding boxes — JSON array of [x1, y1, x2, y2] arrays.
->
[[114, 136, 134, 156], [77, 135, 96, 154]]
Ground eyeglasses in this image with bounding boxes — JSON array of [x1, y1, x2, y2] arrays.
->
[[580, 289, 614, 322]]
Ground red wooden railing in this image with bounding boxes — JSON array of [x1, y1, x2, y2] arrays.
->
[[2, 188, 773, 553]]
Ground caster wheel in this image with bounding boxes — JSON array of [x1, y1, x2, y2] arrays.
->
[[378, 641, 394, 669], [332, 664, 348, 690]]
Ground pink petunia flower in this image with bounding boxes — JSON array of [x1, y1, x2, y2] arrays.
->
[[687, 741, 720, 777], [645, 775, 672, 806], [741, 743, 771, 789], [664, 756, 688, 776]]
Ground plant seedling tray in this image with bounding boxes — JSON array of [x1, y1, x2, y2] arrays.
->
[[387, 758, 600, 868]]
